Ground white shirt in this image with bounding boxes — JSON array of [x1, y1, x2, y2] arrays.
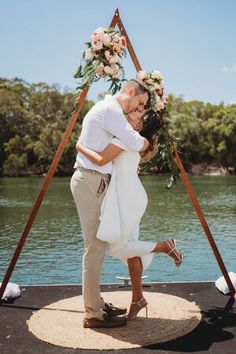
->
[[74, 95, 145, 174]]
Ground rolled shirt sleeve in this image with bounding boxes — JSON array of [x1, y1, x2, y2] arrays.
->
[[110, 137, 128, 150], [102, 106, 145, 152]]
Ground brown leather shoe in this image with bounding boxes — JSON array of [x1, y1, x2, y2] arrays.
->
[[83, 313, 127, 328], [103, 302, 127, 317]]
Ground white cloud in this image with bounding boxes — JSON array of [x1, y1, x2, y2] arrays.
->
[[222, 62, 236, 74]]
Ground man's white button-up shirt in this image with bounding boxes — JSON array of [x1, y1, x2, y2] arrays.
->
[[74, 94, 145, 174]]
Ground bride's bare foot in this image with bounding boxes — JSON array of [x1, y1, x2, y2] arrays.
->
[[127, 298, 148, 320], [164, 239, 183, 267]]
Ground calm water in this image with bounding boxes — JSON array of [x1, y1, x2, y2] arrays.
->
[[0, 176, 235, 285]]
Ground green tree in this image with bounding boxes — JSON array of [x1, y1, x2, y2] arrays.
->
[[0, 77, 93, 176], [204, 104, 236, 168]]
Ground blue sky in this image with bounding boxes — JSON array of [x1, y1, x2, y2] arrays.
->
[[1, 0, 236, 104]]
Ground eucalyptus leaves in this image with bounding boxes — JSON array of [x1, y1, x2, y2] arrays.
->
[[74, 27, 127, 94], [136, 70, 179, 188]]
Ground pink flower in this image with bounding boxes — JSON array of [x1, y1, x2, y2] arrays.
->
[[109, 54, 119, 64], [112, 34, 122, 52], [105, 50, 112, 61], [162, 93, 169, 106], [91, 29, 104, 51], [120, 36, 127, 48], [156, 86, 164, 96], [96, 63, 104, 75], [91, 29, 105, 42], [156, 101, 165, 111]]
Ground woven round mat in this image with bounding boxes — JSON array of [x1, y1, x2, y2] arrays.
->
[[27, 291, 201, 350]]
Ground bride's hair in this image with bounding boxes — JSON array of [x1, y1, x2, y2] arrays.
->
[[139, 110, 161, 161]]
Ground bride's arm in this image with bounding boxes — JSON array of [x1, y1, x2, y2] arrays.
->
[[76, 141, 124, 166]]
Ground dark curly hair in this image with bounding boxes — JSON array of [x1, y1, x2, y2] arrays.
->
[[139, 110, 162, 160]]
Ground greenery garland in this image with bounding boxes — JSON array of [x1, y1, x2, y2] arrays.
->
[[137, 70, 179, 188]]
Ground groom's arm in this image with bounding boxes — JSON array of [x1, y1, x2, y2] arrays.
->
[[102, 106, 149, 152]]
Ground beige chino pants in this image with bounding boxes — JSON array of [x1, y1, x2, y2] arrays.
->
[[70, 168, 110, 319]]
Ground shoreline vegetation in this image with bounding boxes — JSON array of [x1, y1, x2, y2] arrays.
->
[[0, 77, 235, 177]]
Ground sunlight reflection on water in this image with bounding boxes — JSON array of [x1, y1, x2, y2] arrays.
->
[[0, 176, 235, 285]]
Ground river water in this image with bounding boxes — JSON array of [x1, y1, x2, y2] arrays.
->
[[0, 176, 235, 285]]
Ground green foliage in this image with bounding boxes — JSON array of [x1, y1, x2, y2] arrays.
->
[[0, 78, 235, 177], [0, 78, 93, 176], [203, 104, 236, 167]]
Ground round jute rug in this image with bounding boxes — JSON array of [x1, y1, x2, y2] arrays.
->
[[27, 291, 201, 350]]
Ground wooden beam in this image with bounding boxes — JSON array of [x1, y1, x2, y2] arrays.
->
[[116, 11, 235, 309], [0, 88, 88, 301], [0, 10, 119, 302]]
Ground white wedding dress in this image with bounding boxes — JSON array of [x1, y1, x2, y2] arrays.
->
[[97, 138, 156, 270]]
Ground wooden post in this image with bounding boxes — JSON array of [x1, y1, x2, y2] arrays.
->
[[0, 88, 88, 301], [174, 152, 236, 306], [0, 11, 120, 303], [115, 9, 235, 310]]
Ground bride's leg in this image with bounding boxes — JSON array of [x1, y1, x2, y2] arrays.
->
[[127, 257, 148, 320], [151, 240, 183, 267], [128, 256, 143, 301]]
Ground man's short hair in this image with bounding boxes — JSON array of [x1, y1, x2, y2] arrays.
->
[[121, 79, 150, 100]]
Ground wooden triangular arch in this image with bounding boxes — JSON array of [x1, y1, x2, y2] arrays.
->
[[0, 8, 235, 311]]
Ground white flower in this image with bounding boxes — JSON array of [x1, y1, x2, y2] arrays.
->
[[104, 65, 113, 75], [96, 27, 106, 32], [153, 83, 161, 90], [151, 70, 162, 80], [112, 69, 122, 79], [155, 94, 161, 104], [109, 54, 119, 64], [111, 64, 120, 75], [162, 93, 169, 105], [136, 70, 147, 81], [105, 50, 112, 61], [156, 100, 165, 111], [159, 82, 164, 90], [103, 33, 112, 46], [162, 91, 168, 99], [145, 78, 153, 85], [85, 48, 94, 61]]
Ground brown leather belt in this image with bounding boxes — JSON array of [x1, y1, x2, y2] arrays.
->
[[76, 167, 111, 177]]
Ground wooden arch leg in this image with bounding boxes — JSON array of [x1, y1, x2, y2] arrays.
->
[[0, 9, 121, 303], [115, 9, 236, 310]]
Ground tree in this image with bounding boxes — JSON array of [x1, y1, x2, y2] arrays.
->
[[0, 77, 93, 176], [204, 104, 236, 168]]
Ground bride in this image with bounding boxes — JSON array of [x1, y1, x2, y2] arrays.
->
[[76, 109, 183, 320]]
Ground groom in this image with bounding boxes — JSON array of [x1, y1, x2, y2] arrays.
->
[[71, 79, 150, 328]]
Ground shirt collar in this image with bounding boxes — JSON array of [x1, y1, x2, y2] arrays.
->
[[105, 94, 123, 112]]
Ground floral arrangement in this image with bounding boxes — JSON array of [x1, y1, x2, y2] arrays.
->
[[137, 70, 179, 188], [74, 27, 127, 94], [136, 70, 169, 111]]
